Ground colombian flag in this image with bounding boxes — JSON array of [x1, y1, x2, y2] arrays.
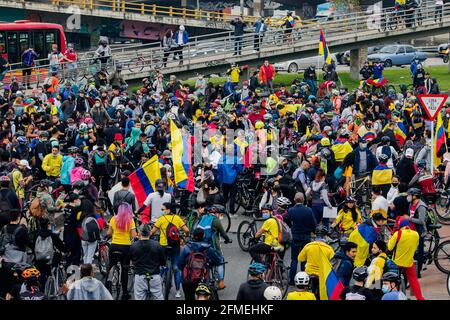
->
[[349, 223, 380, 267], [366, 77, 388, 87], [318, 246, 344, 300], [129, 155, 162, 207], [435, 112, 445, 166], [382, 120, 407, 146], [319, 29, 332, 65], [170, 120, 195, 192], [362, 131, 376, 142], [372, 164, 393, 186]]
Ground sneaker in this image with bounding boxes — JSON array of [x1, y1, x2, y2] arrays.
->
[[175, 290, 182, 298]]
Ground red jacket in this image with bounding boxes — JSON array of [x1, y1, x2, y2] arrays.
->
[[259, 64, 276, 83]]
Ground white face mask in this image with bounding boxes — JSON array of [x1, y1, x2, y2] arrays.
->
[[407, 195, 413, 203]]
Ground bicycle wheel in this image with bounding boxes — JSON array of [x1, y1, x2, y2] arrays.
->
[[128, 57, 145, 73], [359, 201, 372, 220], [231, 189, 242, 214], [237, 221, 255, 252], [164, 266, 173, 300], [447, 273, 450, 296], [435, 192, 450, 224], [44, 275, 57, 299], [56, 265, 67, 299], [98, 244, 109, 276], [219, 211, 231, 233], [109, 266, 121, 300], [106, 156, 118, 180], [434, 240, 450, 274]]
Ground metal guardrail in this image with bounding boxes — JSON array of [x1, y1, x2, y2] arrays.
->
[[3, 2, 450, 87]]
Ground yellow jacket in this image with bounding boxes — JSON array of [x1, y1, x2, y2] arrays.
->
[[12, 169, 25, 198], [365, 252, 387, 287], [331, 141, 353, 163], [42, 153, 63, 177], [227, 67, 241, 83], [335, 208, 361, 234], [387, 227, 419, 268], [298, 241, 334, 277]]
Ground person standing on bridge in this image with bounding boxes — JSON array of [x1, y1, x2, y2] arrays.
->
[[162, 30, 174, 68], [174, 25, 189, 66], [253, 17, 267, 52], [231, 15, 247, 56]]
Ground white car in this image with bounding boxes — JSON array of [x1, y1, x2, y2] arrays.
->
[[438, 43, 449, 55], [274, 55, 337, 73]]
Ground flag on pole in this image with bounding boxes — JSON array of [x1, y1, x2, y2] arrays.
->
[[435, 112, 445, 167], [170, 119, 195, 192], [128, 155, 162, 206], [319, 29, 332, 65]]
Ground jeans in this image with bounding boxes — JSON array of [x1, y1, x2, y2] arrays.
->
[[234, 36, 243, 55], [134, 274, 164, 300], [81, 240, 98, 264], [165, 246, 181, 290], [312, 203, 329, 231], [173, 45, 184, 62], [264, 79, 274, 93], [289, 235, 311, 284], [254, 34, 262, 51], [217, 255, 225, 280], [13, 106, 24, 116]]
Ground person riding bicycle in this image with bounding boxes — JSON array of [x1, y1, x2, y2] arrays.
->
[[150, 202, 190, 299], [408, 160, 436, 204], [236, 262, 268, 300], [340, 266, 376, 300], [249, 204, 284, 264], [130, 223, 166, 300], [381, 272, 407, 300], [19, 267, 45, 300], [275, 196, 291, 217], [195, 282, 212, 300], [106, 202, 137, 300], [178, 227, 222, 300], [286, 271, 316, 300], [196, 204, 232, 290], [137, 179, 173, 224], [297, 227, 334, 299], [331, 196, 362, 235]]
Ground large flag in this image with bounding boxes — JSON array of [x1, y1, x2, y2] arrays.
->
[[128, 155, 162, 206], [319, 29, 332, 65], [170, 119, 195, 192], [435, 112, 445, 167], [383, 120, 407, 146], [318, 246, 344, 300]]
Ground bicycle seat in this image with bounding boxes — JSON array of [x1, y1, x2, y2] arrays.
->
[[110, 251, 123, 257], [428, 224, 442, 230]]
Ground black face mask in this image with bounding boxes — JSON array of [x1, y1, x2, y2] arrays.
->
[[157, 190, 164, 196]]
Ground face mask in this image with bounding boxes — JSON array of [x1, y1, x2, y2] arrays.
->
[[243, 86, 248, 89], [392, 183, 399, 187], [262, 213, 271, 220], [407, 195, 413, 203], [95, 103, 100, 107], [366, 124, 372, 129], [382, 284, 391, 294]]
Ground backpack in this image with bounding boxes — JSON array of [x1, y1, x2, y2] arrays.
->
[[164, 215, 180, 247], [334, 166, 344, 180], [197, 215, 215, 244], [93, 152, 107, 166], [272, 217, 292, 246], [0, 192, 12, 217], [0, 225, 27, 263], [34, 235, 54, 262], [381, 145, 392, 159], [182, 247, 209, 283], [380, 255, 399, 275], [81, 216, 100, 242], [425, 207, 437, 230], [29, 196, 46, 218]]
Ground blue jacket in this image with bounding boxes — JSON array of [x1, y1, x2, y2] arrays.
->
[[60, 155, 75, 185], [284, 204, 317, 240], [334, 251, 354, 287], [352, 147, 378, 176], [59, 87, 72, 101], [373, 64, 384, 79], [174, 30, 189, 45], [254, 20, 268, 33], [217, 154, 243, 185], [178, 241, 222, 272]]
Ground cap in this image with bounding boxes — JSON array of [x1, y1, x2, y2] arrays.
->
[[19, 159, 31, 169], [114, 133, 123, 141], [405, 148, 414, 158]]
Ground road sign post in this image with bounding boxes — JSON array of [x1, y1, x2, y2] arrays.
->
[[417, 94, 449, 173]]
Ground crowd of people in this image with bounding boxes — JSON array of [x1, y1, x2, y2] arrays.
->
[[0, 36, 449, 301]]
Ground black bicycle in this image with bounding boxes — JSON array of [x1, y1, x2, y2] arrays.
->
[[237, 216, 265, 252]]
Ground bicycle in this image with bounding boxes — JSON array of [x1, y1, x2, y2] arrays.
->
[[160, 251, 173, 300], [44, 256, 67, 300], [127, 51, 163, 73], [106, 251, 133, 300], [96, 239, 110, 277], [447, 272, 450, 296], [237, 216, 265, 252]]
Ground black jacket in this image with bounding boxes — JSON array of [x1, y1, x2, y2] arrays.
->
[[230, 20, 246, 36], [236, 279, 268, 300], [130, 239, 166, 276], [396, 157, 416, 185], [284, 204, 317, 240], [334, 251, 354, 287]]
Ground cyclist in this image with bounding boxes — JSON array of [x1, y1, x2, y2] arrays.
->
[[195, 283, 212, 300], [340, 266, 376, 300], [298, 228, 334, 299], [236, 263, 268, 300], [137, 179, 172, 224], [286, 272, 317, 300], [0, 175, 20, 229], [20, 268, 45, 300], [264, 286, 282, 300], [150, 202, 190, 299], [365, 239, 398, 293], [0, 207, 29, 264], [249, 204, 284, 264], [408, 160, 436, 204], [376, 135, 399, 169], [88, 139, 109, 194], [130, 223, 166, 300], [65, 264, 112, 300], [387, 218, 424, 300], [275, 196, 292, 217], [330, 196, 362, 236], [334, 241, 358, 287], [42, 145, 63, 180], [370, 185, 389, 221], [106, 202, 137, 300], [196, 204, 232, 290], [178, 228, 222, 300], [381, 272, 407, 300]]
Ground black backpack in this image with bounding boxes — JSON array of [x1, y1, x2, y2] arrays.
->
[[0, 192, 12, 228], [164, 215, 180, 247], [381, 145, 392, 159], [81, 216, 100, 243]]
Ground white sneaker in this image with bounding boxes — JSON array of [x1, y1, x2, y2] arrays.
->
[[175, 290, 182, 298]]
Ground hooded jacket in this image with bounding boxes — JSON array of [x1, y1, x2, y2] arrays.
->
[[236, 278, 268, 300], [334, 251, 354, 287], [60, 155, 75, 185], [66, 277, 113, 300]]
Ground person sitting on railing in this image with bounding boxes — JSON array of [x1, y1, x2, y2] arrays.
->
[[48, 43, 65, 77], [63, 44, 78, 82], [280, 11, 301, 43]]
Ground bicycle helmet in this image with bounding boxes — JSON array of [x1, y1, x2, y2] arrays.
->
[[276, 196, 292, 208], [378, 153, 389, 162], [22, 267, 41, 281], [263, 177, 276, 189], [381, 272, 401, 284], [195, 283, 211, 296], [407, 187, 421, 196], [81, 169, 91, 181], [17, 136, 28, 145], [264, 286, 282, 300], [39, 179, 53, 188], [352, 266, 368, 282], [208, 204, 226, 214], [345, 196, 356, 203], [320, 148, 332, 161], [73, 180, 86, 190], [248, 262, 266, 275], [255, 121, 264, 129], [74, 157, 84, 167], [316, 108, 324, 114], [263, 113, 273, 121], [68, 146, 79, 154], [320, 137, 330, 147], [381, 135, 391, 144], [261, 203, 274, 211], [294, 272, 310, 286]]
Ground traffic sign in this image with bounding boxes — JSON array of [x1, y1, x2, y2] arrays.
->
[[418, 94, 448, 121]]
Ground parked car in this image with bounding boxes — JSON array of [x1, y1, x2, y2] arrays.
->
[[336, 46, 383, 65], [367, 45, 427, 67], [438, 43, 449, 55], [274, 55, 337, 73]]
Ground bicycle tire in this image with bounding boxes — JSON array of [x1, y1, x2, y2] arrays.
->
[[106, 156, 118, 180], [447, 273, 450, 296], [219, 211, 231, 233], [44, 275, 57, 299], [128, 57, 145, 73], [164, 266, 173, 300], [98, 244, 109, 276], [237, 220, 255, 252], [359, 201, 372, 221], [231, 190, 242, 214], [435, 193, 450, 224], [56, 265, 67, 299], [433, 239, 450, 274], [110, 266, 121, 300]]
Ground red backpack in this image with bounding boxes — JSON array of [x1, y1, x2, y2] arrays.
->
[[183, 247, 208, 284]]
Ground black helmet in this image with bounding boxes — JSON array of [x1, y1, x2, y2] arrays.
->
[[378, 153, 389, 162], [73, 180, 86, 190], [320, 148, 332, 161], [345, 196, 356, 203], [39, 179, 53, 188], [381, 272, 401, 284], [407, 187, 421, 196], [381, 136, 390, 144], [261, 204, 273, 211], [352, 266, 368, 282]]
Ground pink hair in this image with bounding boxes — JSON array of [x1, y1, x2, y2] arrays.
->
[[115, 203, 133, 232]]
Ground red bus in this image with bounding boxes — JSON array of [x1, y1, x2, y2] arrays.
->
[[0, 20, 66, 66]]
